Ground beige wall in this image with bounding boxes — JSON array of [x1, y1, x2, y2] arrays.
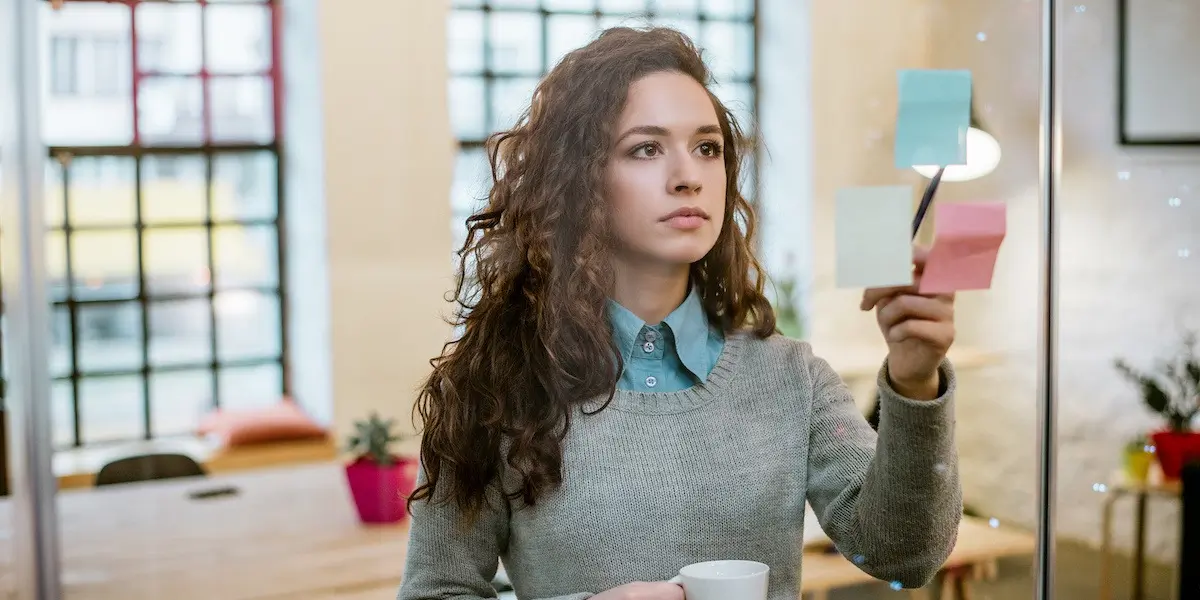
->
[[314, 0, 455, 449]]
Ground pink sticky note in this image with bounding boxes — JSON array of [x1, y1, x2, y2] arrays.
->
[[919, 202, 1006, 294]]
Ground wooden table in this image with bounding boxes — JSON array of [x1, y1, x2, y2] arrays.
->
[[0, 464, 1033, 600], [800, 516, 1036, 600], [1099, 476, 1182, 600], [0, 463, 408, 600]]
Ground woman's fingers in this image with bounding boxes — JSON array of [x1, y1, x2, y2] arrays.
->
[[876, 294, 953, 331]]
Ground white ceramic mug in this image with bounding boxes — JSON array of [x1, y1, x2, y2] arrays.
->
[[667, 560, 769, 600]]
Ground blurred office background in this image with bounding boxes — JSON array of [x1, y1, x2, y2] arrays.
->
[[1, 0, 1198, 598]]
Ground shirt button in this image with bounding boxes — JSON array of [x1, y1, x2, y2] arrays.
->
[[645, 376, 658, 388], [642, 341, 655, 353], [644, 330, 658, 342]]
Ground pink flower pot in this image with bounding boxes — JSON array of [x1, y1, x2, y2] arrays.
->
[[344, 456, 418, 524]]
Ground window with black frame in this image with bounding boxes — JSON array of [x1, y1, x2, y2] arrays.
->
[[447, 0, 758, 252], [0, 0, 287, 450]]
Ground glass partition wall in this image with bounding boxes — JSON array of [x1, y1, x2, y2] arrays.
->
[[1055, 0, 1200, 598], [9, 0, 1200, 598], [3, 0, 60, 596]]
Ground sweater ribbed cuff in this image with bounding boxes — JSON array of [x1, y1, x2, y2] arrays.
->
[[875, 357, 956, 425]]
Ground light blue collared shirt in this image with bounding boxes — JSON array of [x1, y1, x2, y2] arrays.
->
[[606, 288, 725, 392]]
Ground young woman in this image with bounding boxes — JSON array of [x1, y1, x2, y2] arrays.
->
[[399, 27, 961, 600]]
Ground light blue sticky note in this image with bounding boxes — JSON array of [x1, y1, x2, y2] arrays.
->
[[835, 185, 914, 288], [894, 69, 972, 169]]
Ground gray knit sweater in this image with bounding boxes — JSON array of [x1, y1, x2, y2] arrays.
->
[[398, 331, 962, 600]]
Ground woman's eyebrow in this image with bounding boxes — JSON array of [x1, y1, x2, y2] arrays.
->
[[614, 124, 722, 145]]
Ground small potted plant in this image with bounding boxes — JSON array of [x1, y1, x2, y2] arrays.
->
[[1114, 331, 1200, 480], [344, 411, 417, 524]]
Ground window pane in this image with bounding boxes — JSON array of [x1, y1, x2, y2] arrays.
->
[[452, 218, 470, 256], [450, 76, 487, 140], [700, 20, 754, 79], [453, 0, 484, 6], [600, 14, 651, 30], [489, 77, 539, 132], [138, 37, 169, 74], [136, 2, 202, 74], [490, 0, 539, 7], [738, 145, 757, 202], [50, 307, 72, 379], [215, 290, 280, 361], [213, 225, 278, 289], [90, 39, 129, 97], [40, 1, 135, 146], [218, 363, 282, 411], [545, 0, 595, 10], [76, 303, 143, 373], [205, 4, 271, 73], [52, 380, 76, 449], [49, 37, 79, 95], [148, 299, 213, 366], [150, 370, 212, 437], [448, 10, 485, 74], [144, 228, 210, 296], [711, 80, 754, 131], [452, 148, 492, 217], [142, 154, 207, 225], [45, 158, 65, 228], [71, 230, 139, 301], [701, 0, 753, 19], [656, 0, 700, 15], [46, 231, 68, 301], [598, 0, 648, 14], [67, 156, 137, 227], [650, 16, 699, 43], [210, 76, 274, 143], [547, 14, 599, 69], [489, 12, 543, 74], [79, 376, 146, 444], [212, 152, 278, 221], [139, 76, 205, 145]]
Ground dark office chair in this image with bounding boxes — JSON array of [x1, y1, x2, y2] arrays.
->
[[1180, 460, 1199, 599], [94, 453, 206, 487]]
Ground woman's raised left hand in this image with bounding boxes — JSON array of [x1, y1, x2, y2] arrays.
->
[[859, 246, 955, 400]]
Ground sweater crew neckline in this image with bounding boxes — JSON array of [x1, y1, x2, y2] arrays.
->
[[583, 330, 750, 415]]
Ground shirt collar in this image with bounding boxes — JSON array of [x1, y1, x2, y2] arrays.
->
[[607, 299, 644, 362], [606, 287, 713, 380]]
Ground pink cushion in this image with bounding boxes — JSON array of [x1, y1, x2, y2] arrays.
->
[[198, 400, 327, 447]]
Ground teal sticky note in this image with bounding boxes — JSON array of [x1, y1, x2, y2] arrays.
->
[[894, 69, 972, 169]]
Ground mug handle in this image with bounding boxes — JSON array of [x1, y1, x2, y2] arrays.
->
[[668, 575, 683, 585]]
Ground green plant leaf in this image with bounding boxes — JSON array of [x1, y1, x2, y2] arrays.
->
[[345, 411, 411, 464], [1142, 379, 1171, 413]]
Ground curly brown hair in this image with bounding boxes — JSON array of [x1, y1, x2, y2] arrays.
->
[[408, 26, 777, 524]]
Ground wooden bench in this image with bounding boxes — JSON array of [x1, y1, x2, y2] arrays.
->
[[799, 516, 1036, 600]]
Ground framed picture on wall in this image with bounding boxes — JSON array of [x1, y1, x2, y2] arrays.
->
[[1117, 0, 1200, 145]]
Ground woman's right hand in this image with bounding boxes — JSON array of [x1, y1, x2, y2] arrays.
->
[[590, 581, 684, 600]]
